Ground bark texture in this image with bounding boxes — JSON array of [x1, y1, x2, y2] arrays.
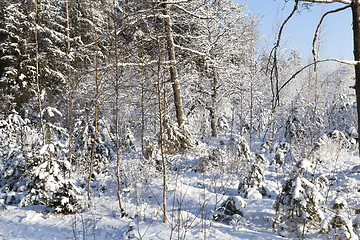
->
[[162, 3, 184, 127], [351, 0, 360, 156]]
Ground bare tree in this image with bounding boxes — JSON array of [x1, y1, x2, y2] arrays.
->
[[351, 0, 360, 157], [154, 9, 168, 224], [34, 0, 48, 202], [87, 10, 100, 207], [113, 0, 124, 215], [34, 0, 46, 148]]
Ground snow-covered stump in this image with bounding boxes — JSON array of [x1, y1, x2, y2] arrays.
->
[[213, 196, 246, 224]]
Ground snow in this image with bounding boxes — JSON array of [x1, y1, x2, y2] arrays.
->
[[0, 163, 287, 240], [298, 158, 313, 172], [0, 115, 360, 239], [0, 200, 281, 240], [330, 197, 348, 209], [0, 1, 359, 239], [246, 188, 262, 200], [233, 196, 247, 209], [0, 146, 357, 240]]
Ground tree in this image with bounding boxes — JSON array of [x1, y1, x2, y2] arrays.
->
[[0, 0, 45, 115], [174, 0, 258, 138], [112, 0, 125, 215], [274, 159, 326, 237], [321, 197, 358, 240], [161, 1, 185, 127], [195, 0, 258, 138]]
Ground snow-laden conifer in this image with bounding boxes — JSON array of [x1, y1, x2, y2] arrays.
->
[[321, 197, 358, 240], [274, 158, 325, 237]]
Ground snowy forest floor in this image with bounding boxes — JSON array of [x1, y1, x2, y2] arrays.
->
[[0, 136, 360, 240]]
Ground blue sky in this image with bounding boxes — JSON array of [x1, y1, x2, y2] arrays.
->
[[236, 0, 353, 61]]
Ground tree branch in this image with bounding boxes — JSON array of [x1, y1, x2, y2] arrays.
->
[[278, 58, 360, 95], [174, 44, 208, 58], [155, 0, 191, 7], [268, 0, 299, 108], [312, 5, 351, 68], [173, 4, 211, 19], [299, 0, 351, 4]]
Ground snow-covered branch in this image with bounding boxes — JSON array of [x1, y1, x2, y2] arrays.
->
[[174, 44, 208, 58], [279, 58, 360, 94], [299, 0, 351, 4], [155, 0, 191, 6], [86, 60, 172, 73], [174, 5, 211, 19], [268, 0, 298, 107]]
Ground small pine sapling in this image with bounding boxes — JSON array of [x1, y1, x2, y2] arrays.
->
[[270, 142, 291, 166], [20, 107, 81, 213], [121, 128, 136, 152], [0, 111, 38, 204], [228, 136, 252, 173], [353, 211, 360, 236], [238, 161, 267, 199], [73, 117, 111, 176], [198, 147, 225, 173], [274, 159, 325, 237], [321, 197, 358, 240]]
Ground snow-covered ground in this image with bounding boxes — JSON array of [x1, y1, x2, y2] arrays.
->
[[0, 135, 360, 240], [0, 178, 284, 240]]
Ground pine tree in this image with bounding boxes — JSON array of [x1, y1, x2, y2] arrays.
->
[[321, 197, 358, 240], [0, 1, 34, 114], [0, 111, 37, 204], [274, 159, 326, 237]]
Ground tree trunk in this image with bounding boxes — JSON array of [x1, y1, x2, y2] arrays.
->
[[210, 68, 217, 137], [154, 7, 167, 224], [162, 3, 184, 127], [65, 0, 73, 179], [34, 0, 48, 205], [87, 12, 99, 207], [351, 0, 360, 156], [113, 0, 124, 215]]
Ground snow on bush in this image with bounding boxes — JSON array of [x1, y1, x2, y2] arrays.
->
[[0, 110, 81, 213], [238, 163, 266, 199], [161, 118, 196, 154], [321, 197, 358, 240], [213, 196, 247, 224]]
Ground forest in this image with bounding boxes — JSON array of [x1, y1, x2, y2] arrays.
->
[[0, 0, 360, 239]]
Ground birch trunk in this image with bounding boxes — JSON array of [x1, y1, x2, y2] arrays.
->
[[162, 2, 184, 127], [113, 0, 124, 214], [34, 0, 48, 203], [210, 69, 217, 137], [154, 8, 167, 224], [87, 12, 99, 207]]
